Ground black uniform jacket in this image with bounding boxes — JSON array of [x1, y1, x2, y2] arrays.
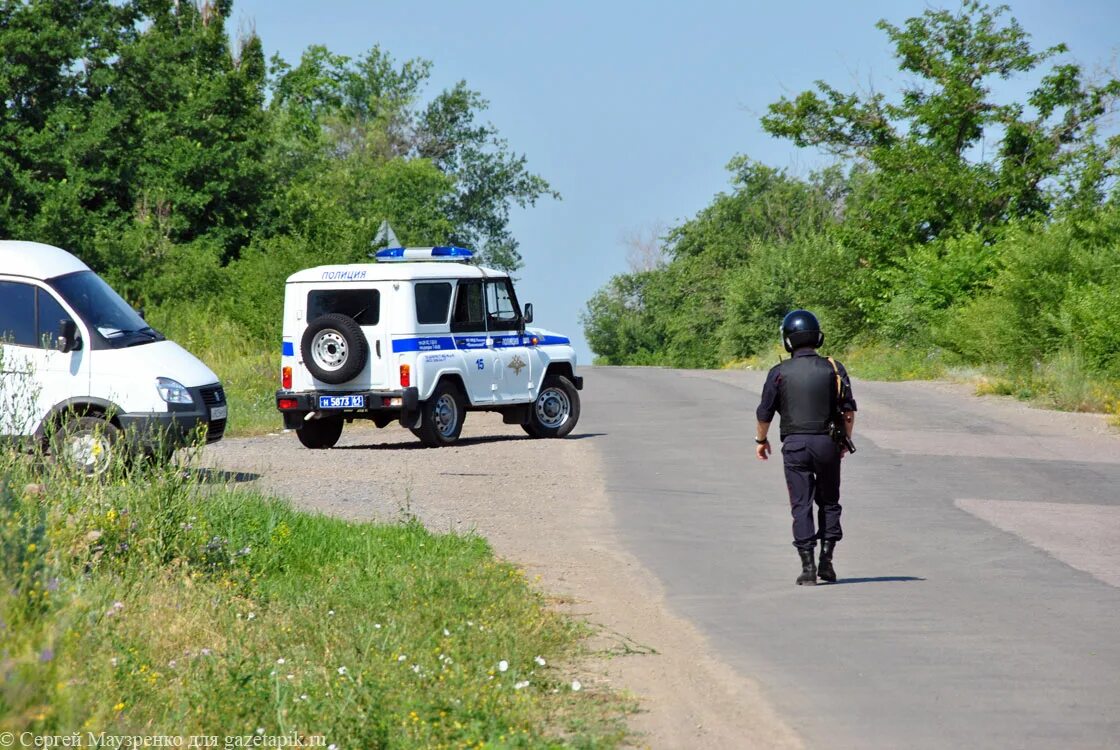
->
[[756, 349, 858, 438]]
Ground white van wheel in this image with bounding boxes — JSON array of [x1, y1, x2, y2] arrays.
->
[[414, 382, 465, 447], [53, 416, 120, 477], [297, 417, 344, 449], [523, 375, 580, 439]]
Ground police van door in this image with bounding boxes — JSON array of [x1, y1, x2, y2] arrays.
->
[[486, 279, 532, 402], [450, 280, 498, 404], [305, 284, 388, 389]]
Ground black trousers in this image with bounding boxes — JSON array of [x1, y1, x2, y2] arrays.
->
[[781, 433, 843, 551]]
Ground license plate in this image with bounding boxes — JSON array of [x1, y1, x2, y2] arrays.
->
[[318, 395, 365, 409], [210, 405, 228, 420]]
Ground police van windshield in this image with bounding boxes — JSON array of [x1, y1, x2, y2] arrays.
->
[[48, 271, 162, 347]]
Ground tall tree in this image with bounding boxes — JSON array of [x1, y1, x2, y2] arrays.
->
[[761, 1, 1120, 253]]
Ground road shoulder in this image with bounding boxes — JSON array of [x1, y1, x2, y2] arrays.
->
[[204, 417, 802, 750]]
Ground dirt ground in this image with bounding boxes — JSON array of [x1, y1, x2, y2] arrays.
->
[[204, 415, 803, 750]]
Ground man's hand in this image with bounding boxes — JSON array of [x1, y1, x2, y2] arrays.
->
[[756, 440, 771, 460]]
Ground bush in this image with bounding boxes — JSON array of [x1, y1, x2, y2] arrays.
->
[[719, 234, 865, 360]]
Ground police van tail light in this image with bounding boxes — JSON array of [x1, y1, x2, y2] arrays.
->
[[400, 364, 411, 387], [282, 366, 292, 390], [278, 398, 298, 410]]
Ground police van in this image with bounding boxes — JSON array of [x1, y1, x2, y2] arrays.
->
[[0, 241, 227, 474], [276, 246, 583, 448]]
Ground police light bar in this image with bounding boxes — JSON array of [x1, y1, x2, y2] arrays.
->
[[375, 246, 474, 262]]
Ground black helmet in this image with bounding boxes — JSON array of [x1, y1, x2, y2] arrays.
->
[[781, 309, 824, 353]]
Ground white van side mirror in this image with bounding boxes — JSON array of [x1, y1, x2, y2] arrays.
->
[[57, 319, 81, 353], [523, 303, 534, 325]]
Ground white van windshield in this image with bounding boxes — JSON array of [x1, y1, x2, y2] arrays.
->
[[48, 271, 161, 347]]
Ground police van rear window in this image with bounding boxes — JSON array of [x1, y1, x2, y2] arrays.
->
[[415, 283, 452, 325], [308, 289, 380, 325]]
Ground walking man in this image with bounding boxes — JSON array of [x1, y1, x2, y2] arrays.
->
[[755, 310, 857, 585]]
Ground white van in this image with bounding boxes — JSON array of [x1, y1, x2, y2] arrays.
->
[[276, 246, 583, 448], [0, 241, 227, 473]]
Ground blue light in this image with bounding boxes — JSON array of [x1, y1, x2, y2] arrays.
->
[[430, 246, 474, 258], [375, 246, 475, 262]]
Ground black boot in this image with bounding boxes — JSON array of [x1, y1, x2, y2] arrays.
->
[[818, 540, 837, 583], [796, 548, 817, 586]]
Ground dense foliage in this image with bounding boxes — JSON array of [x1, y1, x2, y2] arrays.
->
[[583, 2, 1120, 399], [1, 0, 556, 344]]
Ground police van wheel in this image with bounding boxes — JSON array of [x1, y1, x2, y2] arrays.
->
[[301, 313, 368, 385], [414, 382, 465, 447], [523, 375, 580, 439], [52, 415, 121, 477], [297, 417, 343, 449]]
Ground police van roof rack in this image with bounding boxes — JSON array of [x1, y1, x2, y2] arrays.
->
[[375, 246, 474, 262]]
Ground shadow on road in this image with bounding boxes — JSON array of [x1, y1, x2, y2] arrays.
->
[[187, 468, 261, 484], [334, 432, 607, 451], [830, 576, 926, 585]]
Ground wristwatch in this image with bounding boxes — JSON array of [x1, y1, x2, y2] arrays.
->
[[755, 437, 769, 444]]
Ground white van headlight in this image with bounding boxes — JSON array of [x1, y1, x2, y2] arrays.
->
[[156, 377, 194, 405]]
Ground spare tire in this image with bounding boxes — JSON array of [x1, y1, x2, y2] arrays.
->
[[301, 313, 368, 384]]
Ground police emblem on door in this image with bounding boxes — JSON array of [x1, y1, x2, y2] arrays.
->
[[507, 355, 527, 376]]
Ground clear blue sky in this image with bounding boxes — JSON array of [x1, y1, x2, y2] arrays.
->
[[232, 0, 1119, 363]]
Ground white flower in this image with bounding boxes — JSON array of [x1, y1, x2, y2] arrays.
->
[[534, 656, 546, 667], [443, 628, 450, 636], [247, 612, 256, 620], [571, 680, 582, 692], [256, 728, 264, 736], [373, 623, 381, 629], [498, 660, 509, 673], [200, 648, 212, 656], [270, 670, 277, 676], [337, 666, 347, 675], [276, 658, 285, 665], [328, 610, 335, 616], [328, 745, 337, 750], [514, 680, 530, 690], [411, 664, 421, 673], [299, 694, 309, 701], [397, 654, 407, 662], [110, 657, 118, 667], [168, 660, 177, 668], [286, 674, 294, 680]]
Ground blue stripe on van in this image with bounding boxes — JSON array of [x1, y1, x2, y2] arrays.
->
[[388, 334, 571, 352], [392, 336, 456, 353]]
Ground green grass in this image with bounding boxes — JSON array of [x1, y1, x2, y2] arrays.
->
[[724, 341, 948, 381], [722, 340, 1120, 425], [0, 452, 631, 748], [834, 343, 948, 381], [150, 306, 280, 436], [968, 349, 1120, 418]]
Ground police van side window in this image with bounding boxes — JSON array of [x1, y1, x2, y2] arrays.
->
[[486, 280, 521, 330], [0, 281, 36, 346], [308, 289, 380, 325], [451, 281, 486, 333], [37, 289, 69, 349], [415, 283, 452, 325]]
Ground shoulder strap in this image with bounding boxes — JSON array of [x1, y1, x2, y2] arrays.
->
[[826, 357, 842, 399]]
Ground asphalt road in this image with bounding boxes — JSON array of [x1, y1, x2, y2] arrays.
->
[[581, 366, 1120, 750]]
